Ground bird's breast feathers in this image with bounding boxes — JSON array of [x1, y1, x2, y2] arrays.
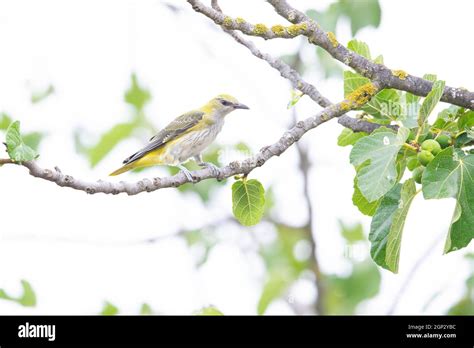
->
[[162, 119, 224, 164]]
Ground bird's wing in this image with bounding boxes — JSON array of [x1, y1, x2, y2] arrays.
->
[[123, 110, 204, 164]]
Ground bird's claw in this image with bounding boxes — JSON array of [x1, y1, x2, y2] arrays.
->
[[178, 165, 194, 182], [199, 162, 220, 177]]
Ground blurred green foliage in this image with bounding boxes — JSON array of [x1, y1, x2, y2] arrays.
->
[[325, 222, 381, 314], [31, 85, 55, 104], [75, 73, 154, 167], [184, 228, 218, 268], [140, 303, 153, 315], [257, 221, 380, 314], [193, 306, 224, 315], [447, 253, 474, 315], [303, 0, 381, 78], [258, 224, 310, 314], [0, 280, 36, 307], [306, 0, 381, 36], [101, 301, 119, 315]]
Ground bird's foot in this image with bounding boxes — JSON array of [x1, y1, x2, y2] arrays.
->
[[199, 161, 220, 177], [178, 165, 194, 182]]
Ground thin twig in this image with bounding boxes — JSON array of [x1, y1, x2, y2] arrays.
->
[[266, 0, 474, 110]]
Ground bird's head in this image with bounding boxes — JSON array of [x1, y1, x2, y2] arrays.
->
[[205, 94, 249, 117]]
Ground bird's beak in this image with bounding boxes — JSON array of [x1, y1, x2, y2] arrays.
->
[[234, 103, 250, 110]]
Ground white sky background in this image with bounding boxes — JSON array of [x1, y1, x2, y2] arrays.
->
[[0, 0, 473, 315]]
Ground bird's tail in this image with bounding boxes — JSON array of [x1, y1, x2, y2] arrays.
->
[[109, 163, 136, 176]]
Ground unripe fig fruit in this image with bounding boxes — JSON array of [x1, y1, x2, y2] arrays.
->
[[421, 139, 441, 155], [436, 134, 451, 149], [407, 157, 420, 171], [412, 166, 424, 184], [418, 150, 435, 166]]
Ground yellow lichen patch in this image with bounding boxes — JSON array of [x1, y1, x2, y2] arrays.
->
[[222, 16, 234, 28], [340, 101, 352, 111], [327, 32, 338, 48], [253, 23, 268, 36], [271, 24, 286, 36], [346, 83, 378, 107], [286, 23, 308, 36], [235, 17, 246, 25], [392, 70, 408, 80]]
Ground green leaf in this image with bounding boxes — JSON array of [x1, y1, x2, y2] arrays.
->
[[194, 306, 224, 316], [423, 73, 437, 82], [18, 280, 36, 307], [458, 111, 474, 131], [287, 90, 303, 109], [353, 181, 379, 216], [124, 73, 151, 111], [438, 105, 462, 121], [0, 280, 36, 307], [362, 89, 401, 120], [422, 148, 474, 252], [339, 0, 381, 36], [31, 85, 54, 104], [337, 128, 367, 147], [87, 122, 136, 167], [454, 132, 474, 147], [140, 303, 153, 315], [399, 92, 420, 128], [0, 113, 12, 130], [317, 48, 342, 78], [306, 5, 340, 33], [347, 39, 371, 60], [5, 121, 38, 162], [325, 259, 381, 314], [232, 179, 265, 226], [373, 54, 384, 64], [406, 92, 420, 105], [418, 80, 446, 126], [339, 220, 365, 243], [369, 179, 417, 273], [101, 301, 119, 315], [235, 142, 251, 154], [257, 270, 291, 315], [422, 147, 461, 199], [344, 71, 369, 97], [350, 127, 409, 202], [352, 174, 380, 216]]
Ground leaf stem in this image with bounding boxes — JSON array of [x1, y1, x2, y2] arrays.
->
[[403, 143, 418, 152]]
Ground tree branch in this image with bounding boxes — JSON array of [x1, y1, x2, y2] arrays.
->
[[0, 158, 14, 165], [266, 0, 474, 110], [188, 0, 313, 39], [1, 95, 372, 194], [337, 116, 398, 133], [291, 108, 325, 314], [204, 0, 392, 134]]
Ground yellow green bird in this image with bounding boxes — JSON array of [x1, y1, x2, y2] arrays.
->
[[109, 94, 249, 179]]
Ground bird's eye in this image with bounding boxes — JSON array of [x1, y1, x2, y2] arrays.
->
[[220, 100, 232, 106]]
